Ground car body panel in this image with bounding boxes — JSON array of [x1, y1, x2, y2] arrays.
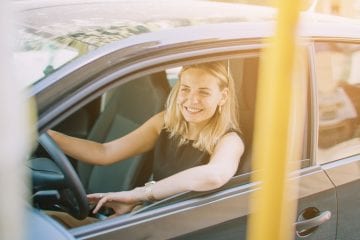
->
[[323, 157, 360, 240], [69, 166, 337, 240]]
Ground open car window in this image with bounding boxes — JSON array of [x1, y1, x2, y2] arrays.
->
[[30, 51, 312, 230]]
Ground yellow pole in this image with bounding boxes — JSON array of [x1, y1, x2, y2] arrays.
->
[[247, 1, 301, 240]]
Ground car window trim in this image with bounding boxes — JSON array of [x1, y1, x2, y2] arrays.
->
[[38, 46, 264, 133]]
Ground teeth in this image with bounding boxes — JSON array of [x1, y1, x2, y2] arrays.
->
[[186, 107, 201, 113]]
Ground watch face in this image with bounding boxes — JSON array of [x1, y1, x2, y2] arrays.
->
[[145, 181, 156, 186]]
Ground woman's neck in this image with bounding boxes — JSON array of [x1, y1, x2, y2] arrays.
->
[[186, 122, 207, 140]]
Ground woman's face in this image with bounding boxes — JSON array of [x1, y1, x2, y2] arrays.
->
[[177, 68, 228, 129]]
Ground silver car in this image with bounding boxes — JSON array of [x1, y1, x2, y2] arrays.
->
[[17, 1, 360, 239]]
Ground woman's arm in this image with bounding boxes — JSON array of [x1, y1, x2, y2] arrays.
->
[[88, 132, 245, 215], [48, 112, 164, 165]]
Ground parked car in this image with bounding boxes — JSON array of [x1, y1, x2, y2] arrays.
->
[[15, 0, 360, 239]]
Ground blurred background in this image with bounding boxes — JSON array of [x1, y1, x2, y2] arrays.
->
[[210, 0, 360, 18], [10, 0, 360, 18]]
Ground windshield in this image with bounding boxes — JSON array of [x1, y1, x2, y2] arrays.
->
[[15, 29, 79, 86], [14, 1, 275, 87]]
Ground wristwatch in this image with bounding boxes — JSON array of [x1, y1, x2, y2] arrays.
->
[[144, 180, 156, 201]]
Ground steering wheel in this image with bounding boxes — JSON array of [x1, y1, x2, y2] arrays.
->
[[37, 133, 89, 220]]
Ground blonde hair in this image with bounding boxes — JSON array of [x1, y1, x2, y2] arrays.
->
[[164, 61, 240, 154]]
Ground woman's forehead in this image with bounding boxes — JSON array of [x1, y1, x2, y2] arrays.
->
[[180, 68, 219, 87]]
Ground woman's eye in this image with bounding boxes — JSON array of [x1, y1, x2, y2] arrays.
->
[[199, 91, 210, 96], [180, 88, 190, 93]]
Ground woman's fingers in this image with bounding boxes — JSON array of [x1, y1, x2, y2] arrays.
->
[[87, 193, 112, 213], [87, 193, 105, 199], [92, 195, 110, 214], [87, 193, 106, 204], [87, 191, 140, 215]]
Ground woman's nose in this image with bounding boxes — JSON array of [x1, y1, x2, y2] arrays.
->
[[188, 92, 200, 104]]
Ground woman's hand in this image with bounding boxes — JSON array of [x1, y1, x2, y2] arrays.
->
[[87, 191, 142, 216]]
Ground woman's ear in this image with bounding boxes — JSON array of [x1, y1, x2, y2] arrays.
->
[[219, 87, 229, 106]]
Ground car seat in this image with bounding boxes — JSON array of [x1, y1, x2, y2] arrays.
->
[[78, 72, 170, 193]]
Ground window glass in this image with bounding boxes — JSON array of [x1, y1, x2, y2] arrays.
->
[[315, 42, 360, 163]]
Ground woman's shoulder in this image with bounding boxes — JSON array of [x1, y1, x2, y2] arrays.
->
[[226, 128, 245, 139], [222, 129, 246, 147], [212, 130, 245, 157]]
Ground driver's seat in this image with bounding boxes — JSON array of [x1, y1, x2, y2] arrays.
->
[[78, 72, 170, 193]]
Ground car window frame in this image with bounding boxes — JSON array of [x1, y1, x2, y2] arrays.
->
[[36, 40, 314, 237]]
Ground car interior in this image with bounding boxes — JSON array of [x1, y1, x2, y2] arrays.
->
[[29, 56, 260, 227]]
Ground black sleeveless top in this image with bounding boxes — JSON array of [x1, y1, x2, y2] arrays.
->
[[152, 129, 245, 181]]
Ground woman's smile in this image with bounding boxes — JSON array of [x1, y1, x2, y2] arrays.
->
[[184, 106, 203, 114]]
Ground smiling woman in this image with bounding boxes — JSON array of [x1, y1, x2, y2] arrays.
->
[[49, 61, 245, 218]]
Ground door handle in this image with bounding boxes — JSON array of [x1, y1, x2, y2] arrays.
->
[[295, 210, 331, 233]]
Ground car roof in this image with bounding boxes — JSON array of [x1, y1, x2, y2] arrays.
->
[[15, 0, 278, 86]]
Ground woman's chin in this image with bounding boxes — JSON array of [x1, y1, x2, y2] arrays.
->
[[182, 113, 200, 122], [183, 116, 210, 126]]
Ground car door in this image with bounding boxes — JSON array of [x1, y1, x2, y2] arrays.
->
[[70, 48, 337, 240], [163, 45, 338, 240], [314, 40, 360, 240]]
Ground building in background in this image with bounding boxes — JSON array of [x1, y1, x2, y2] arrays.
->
[[315, 0, 360, 18]]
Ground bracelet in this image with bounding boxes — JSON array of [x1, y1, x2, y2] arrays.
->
[[144, 181, 156, 201]]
